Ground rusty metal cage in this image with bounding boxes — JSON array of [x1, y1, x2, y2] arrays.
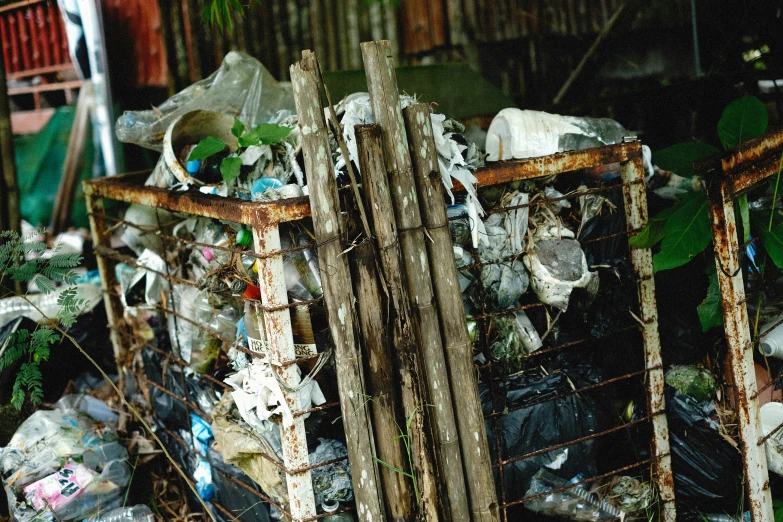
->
[[700, 129, 783, 522], [84, 138, 675, 521]]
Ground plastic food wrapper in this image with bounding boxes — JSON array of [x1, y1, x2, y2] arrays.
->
[[116, 249, 169, 308], [120, 204, 179, 257], [0, 395, 131, 522], [524, 468, 623, 521], [664, 365, 717, 402], [115, 52, 295, 151], [481, 369, 605, 504], [310, 439, 353, 506], [191, 414, 215, 501]]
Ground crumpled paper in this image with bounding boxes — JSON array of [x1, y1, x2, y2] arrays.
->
[[224, 357, 325, 431]]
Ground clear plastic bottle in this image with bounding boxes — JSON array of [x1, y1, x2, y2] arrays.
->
[[83, 504, 154, 522]]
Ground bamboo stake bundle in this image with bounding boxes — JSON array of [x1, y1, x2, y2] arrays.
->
[[403, 103, 500, 522], [349, 236, 415, 522], [290, 51, 385, 522], [355, 124, 440, 522], [361, 40, 470, 522]]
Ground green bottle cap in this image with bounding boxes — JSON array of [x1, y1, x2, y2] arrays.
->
[[236, 228, 252, 247]]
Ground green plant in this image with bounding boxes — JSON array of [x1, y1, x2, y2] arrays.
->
[[188, 118, 292, 184], [201, 0, 260, 31], [374, 407, 422, 506], [630, 95, 774, 332], [0, 230, 89, 408]]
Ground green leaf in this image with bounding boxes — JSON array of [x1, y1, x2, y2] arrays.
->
[[697, 264, 723, 332], [653, 141, 720, 178], [758, 222, 783, 270], [231, 118, 246, 138], [738, 194, 751, 242], [718, 95, 768, 150], [653, 191, 712, 272], [629, 220, 666, 249], [650, 205, 678, 222], [188, 136, 226, 161], [220, 157, 243, 184], [239, 124, 292, 148], [373, 457, 412, 477]]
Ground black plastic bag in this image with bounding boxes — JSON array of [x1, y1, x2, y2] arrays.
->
[[208, 447, 271, 522], [666, 386, 743, 518], [480, 369, 605, 504]]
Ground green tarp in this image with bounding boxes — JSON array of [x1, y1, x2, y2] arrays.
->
[[14, 106, 94, 229]]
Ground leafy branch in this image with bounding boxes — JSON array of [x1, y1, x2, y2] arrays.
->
[[188, 118, 292, 184], [630, 95, 771, 332], [0, 230, 90, 408]]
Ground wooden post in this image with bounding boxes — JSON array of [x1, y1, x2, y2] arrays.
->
[[0, 46, 20, 237], [350, 237, 415, 522], [290, 52, 386, 522], [361, 40, 470, 522], [403, 103, 500, 522], [355, 124, 440, 522]]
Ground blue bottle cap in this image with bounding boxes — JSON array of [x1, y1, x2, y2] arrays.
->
[[186, 159, 201, 174]]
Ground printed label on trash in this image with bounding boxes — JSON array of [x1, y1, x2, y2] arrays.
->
[[24, 462, 95, 511], [248, 337, 316, 357]]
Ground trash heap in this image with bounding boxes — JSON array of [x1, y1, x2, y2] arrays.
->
[[101, 49, 680, 521]]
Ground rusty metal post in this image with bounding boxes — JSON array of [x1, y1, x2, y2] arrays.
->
[[252, 220, 317, 521], [620, 144, 676, 522], [83, 182, 129, 390], [705, 175, 773, 522]]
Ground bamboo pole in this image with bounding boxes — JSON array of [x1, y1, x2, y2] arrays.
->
[[0, 46, 20, 238], [290, 52, 386, 522], [361, 40, 469, 522], [403, 104, 500, 522], [346, 0, 361, 69], [356, 124, 439, 522], [350, 236, 415, 522]]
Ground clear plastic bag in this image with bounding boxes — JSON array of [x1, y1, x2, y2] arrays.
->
[[115, 52, 295, 151], [524, 468, 623, 521]]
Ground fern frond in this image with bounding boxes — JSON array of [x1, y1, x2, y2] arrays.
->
[[0, 330, 30, 372], [47, 253, 83, 269], [10, 260, 37, 282], [31, 274, 56, 294]]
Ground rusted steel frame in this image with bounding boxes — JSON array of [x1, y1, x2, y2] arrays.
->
[[215, 469, 292, 515], [620, 153, 676, 521], [84, 174, 312, 226], [705, 173, 773, 522], [251, 222, 316, 520], [484, 368, 654, 420], [469, 140, 642, 188], [293, 401, 340, 418], [505, 458, 656, 509], [694, 130, 783, 175], [466, 301, 545, 320], [83, 185, 130, 391], [498, 415, 654, 467]]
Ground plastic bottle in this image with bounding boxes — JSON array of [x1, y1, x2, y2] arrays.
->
[[322, 500, 355, 522], [759, 314, 783, 359], [83, 504, 154, 522], [447, 203, 471, 246]]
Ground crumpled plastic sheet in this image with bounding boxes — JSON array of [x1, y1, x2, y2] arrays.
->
[[0, 395, 130, 522], [477, 213, 529, 310], [115, 52, 295, 151], [117, 249, 169, 308], [524, 239, 598, 312], [207, 447, 271, 522], [309, 438, 353, 506], [490, 310, 543, 375], [0, 283, 102, 329]]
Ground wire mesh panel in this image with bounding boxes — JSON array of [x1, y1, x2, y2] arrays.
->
[[84, 171, 351, 522], [699, 129, 783, 522], [463, 140, 675, 522], [84, 138, 673, 522]]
